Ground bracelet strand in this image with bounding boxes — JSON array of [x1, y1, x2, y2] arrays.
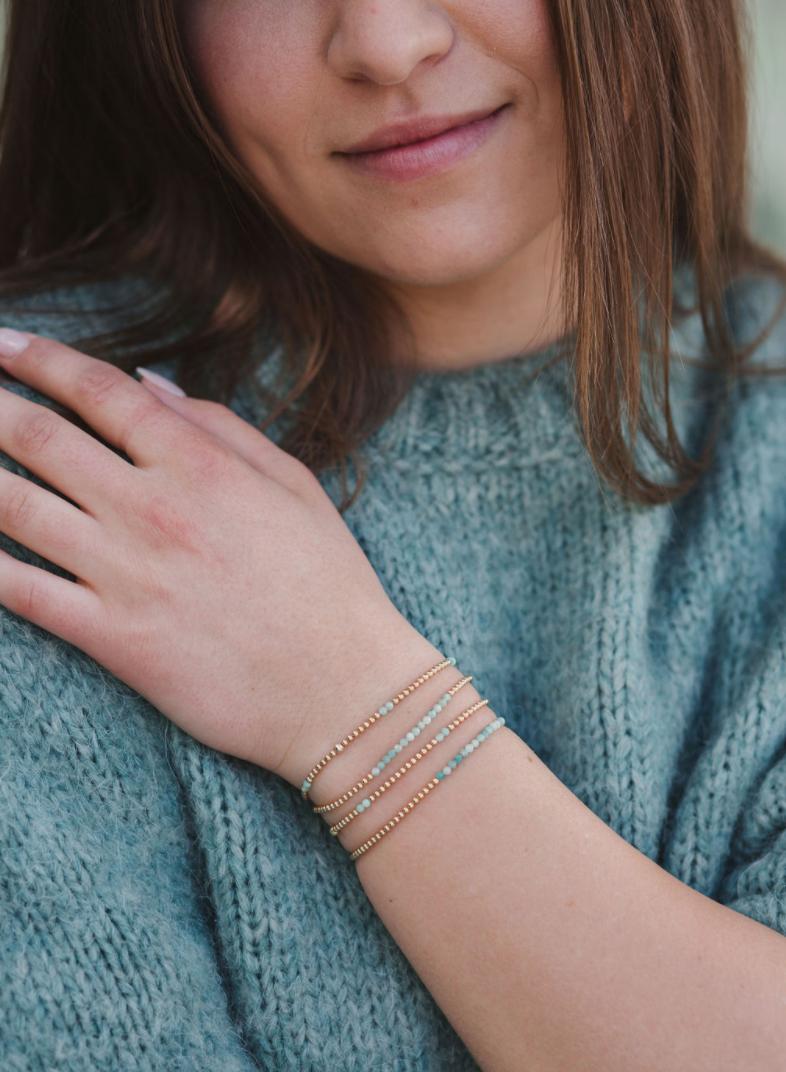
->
[[313, 675, 474, 815], [349, 715, 506, 861], [300, 656, 456, 800], [328, 696, 489, 834]]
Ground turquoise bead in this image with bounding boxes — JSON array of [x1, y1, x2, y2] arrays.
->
[[394, 744, 403, 753], [301, 779, 312, 792], [436, 771, 445, 779]]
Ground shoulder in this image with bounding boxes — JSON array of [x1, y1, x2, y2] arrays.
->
[[0, 272, 163, 336], [0, 271, 174, 386], [724, 269, 786, 368]]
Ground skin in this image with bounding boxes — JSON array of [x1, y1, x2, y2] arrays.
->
[[182, 0, 568, 369], [0, 3, 783, 1070]]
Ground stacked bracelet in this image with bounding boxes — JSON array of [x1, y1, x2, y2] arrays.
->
[[349, 715, 506, 861], [327, 696, 489, 835], [298, 655, 506, 863], [313, 674, 475, 815], [300, 656, 456, 801]]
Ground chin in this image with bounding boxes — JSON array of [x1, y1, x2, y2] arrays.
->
[[350, 234, 520, 289]]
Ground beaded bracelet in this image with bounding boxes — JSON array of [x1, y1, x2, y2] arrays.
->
[[349, 715, 506, 861], [300, 656, 456, 801], [313, 674, 475, 815], [327, 696, 489, 835]]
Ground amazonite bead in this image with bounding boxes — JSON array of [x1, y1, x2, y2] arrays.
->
[[406, 732, 415, 742], [442, 766, 452, 775], [394, 744, 403, 753], [372, 766, 380, 776]]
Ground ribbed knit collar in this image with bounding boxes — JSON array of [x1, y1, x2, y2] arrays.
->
[[358, 340, 574, 466]]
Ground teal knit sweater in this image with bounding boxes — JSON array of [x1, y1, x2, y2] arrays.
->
[[1, 271, 786, 1071]]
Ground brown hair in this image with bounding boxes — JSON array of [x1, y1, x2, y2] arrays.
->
[[0, 0, 785, 511]]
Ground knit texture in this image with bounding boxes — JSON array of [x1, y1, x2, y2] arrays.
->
[[0, 270, 785, 1071]]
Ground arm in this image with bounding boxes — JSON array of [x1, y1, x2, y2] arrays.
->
[[273, 630, 786, 1072]]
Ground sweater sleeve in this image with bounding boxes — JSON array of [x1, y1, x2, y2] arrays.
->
[[0, 295, 268, 1072], [689, 273, 786, 935]]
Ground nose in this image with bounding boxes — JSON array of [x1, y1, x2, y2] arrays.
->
[[328, 0, 455, 86]]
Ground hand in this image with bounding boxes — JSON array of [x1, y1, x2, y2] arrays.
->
[[0, 329, 416, 777]]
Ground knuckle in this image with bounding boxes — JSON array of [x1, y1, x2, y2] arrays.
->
[[182, 436, 235, 485], [72, 365, 126, 407], [140, 491, 200, 553], [12, 411, 58, 456], [2, 484, 38, 531], [18, 575, 50, 622]]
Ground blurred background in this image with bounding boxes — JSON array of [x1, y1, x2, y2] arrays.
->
[[0, 0, 784, 253], [750, 0, 786, 253]]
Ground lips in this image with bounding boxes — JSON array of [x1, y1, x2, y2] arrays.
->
[[338, 106, 506, 156]]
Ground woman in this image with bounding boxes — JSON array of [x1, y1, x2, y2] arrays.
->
[[1, 0, 785, 1069]]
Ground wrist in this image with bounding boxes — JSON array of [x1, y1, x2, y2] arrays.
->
[[272, 622, 443, 792], [273, 626, 494, 856]]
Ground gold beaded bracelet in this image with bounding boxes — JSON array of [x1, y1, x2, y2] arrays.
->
[[313, 674, 474, 815], [349, 713, 506, 862], [300, 656, 456, 800], [328, 697, 488, 835]]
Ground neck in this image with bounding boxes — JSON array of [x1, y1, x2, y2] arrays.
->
[[385, 215, 567, 373]]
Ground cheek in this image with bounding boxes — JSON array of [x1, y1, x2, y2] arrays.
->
[[182, 0, 317, 166]]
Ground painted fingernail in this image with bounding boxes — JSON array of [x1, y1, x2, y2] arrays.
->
[[0, 328, 31, 358], [136, 367, 187, 397]]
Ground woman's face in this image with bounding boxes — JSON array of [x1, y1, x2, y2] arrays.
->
[[182, 0, 565, 290]]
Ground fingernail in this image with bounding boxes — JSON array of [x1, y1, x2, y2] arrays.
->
[[0, 328, 31, 359], [136, 367, 187, 397]]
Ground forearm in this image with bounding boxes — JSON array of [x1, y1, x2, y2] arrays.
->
[[274, 630, 786, 1072]]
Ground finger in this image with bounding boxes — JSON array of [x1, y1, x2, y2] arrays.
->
[[0, 331, 199, 468], [0, 465, 104, 580], [0, 544, 102, 647], [137, 376, 317, 494], [0, 384, 139, 517]]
